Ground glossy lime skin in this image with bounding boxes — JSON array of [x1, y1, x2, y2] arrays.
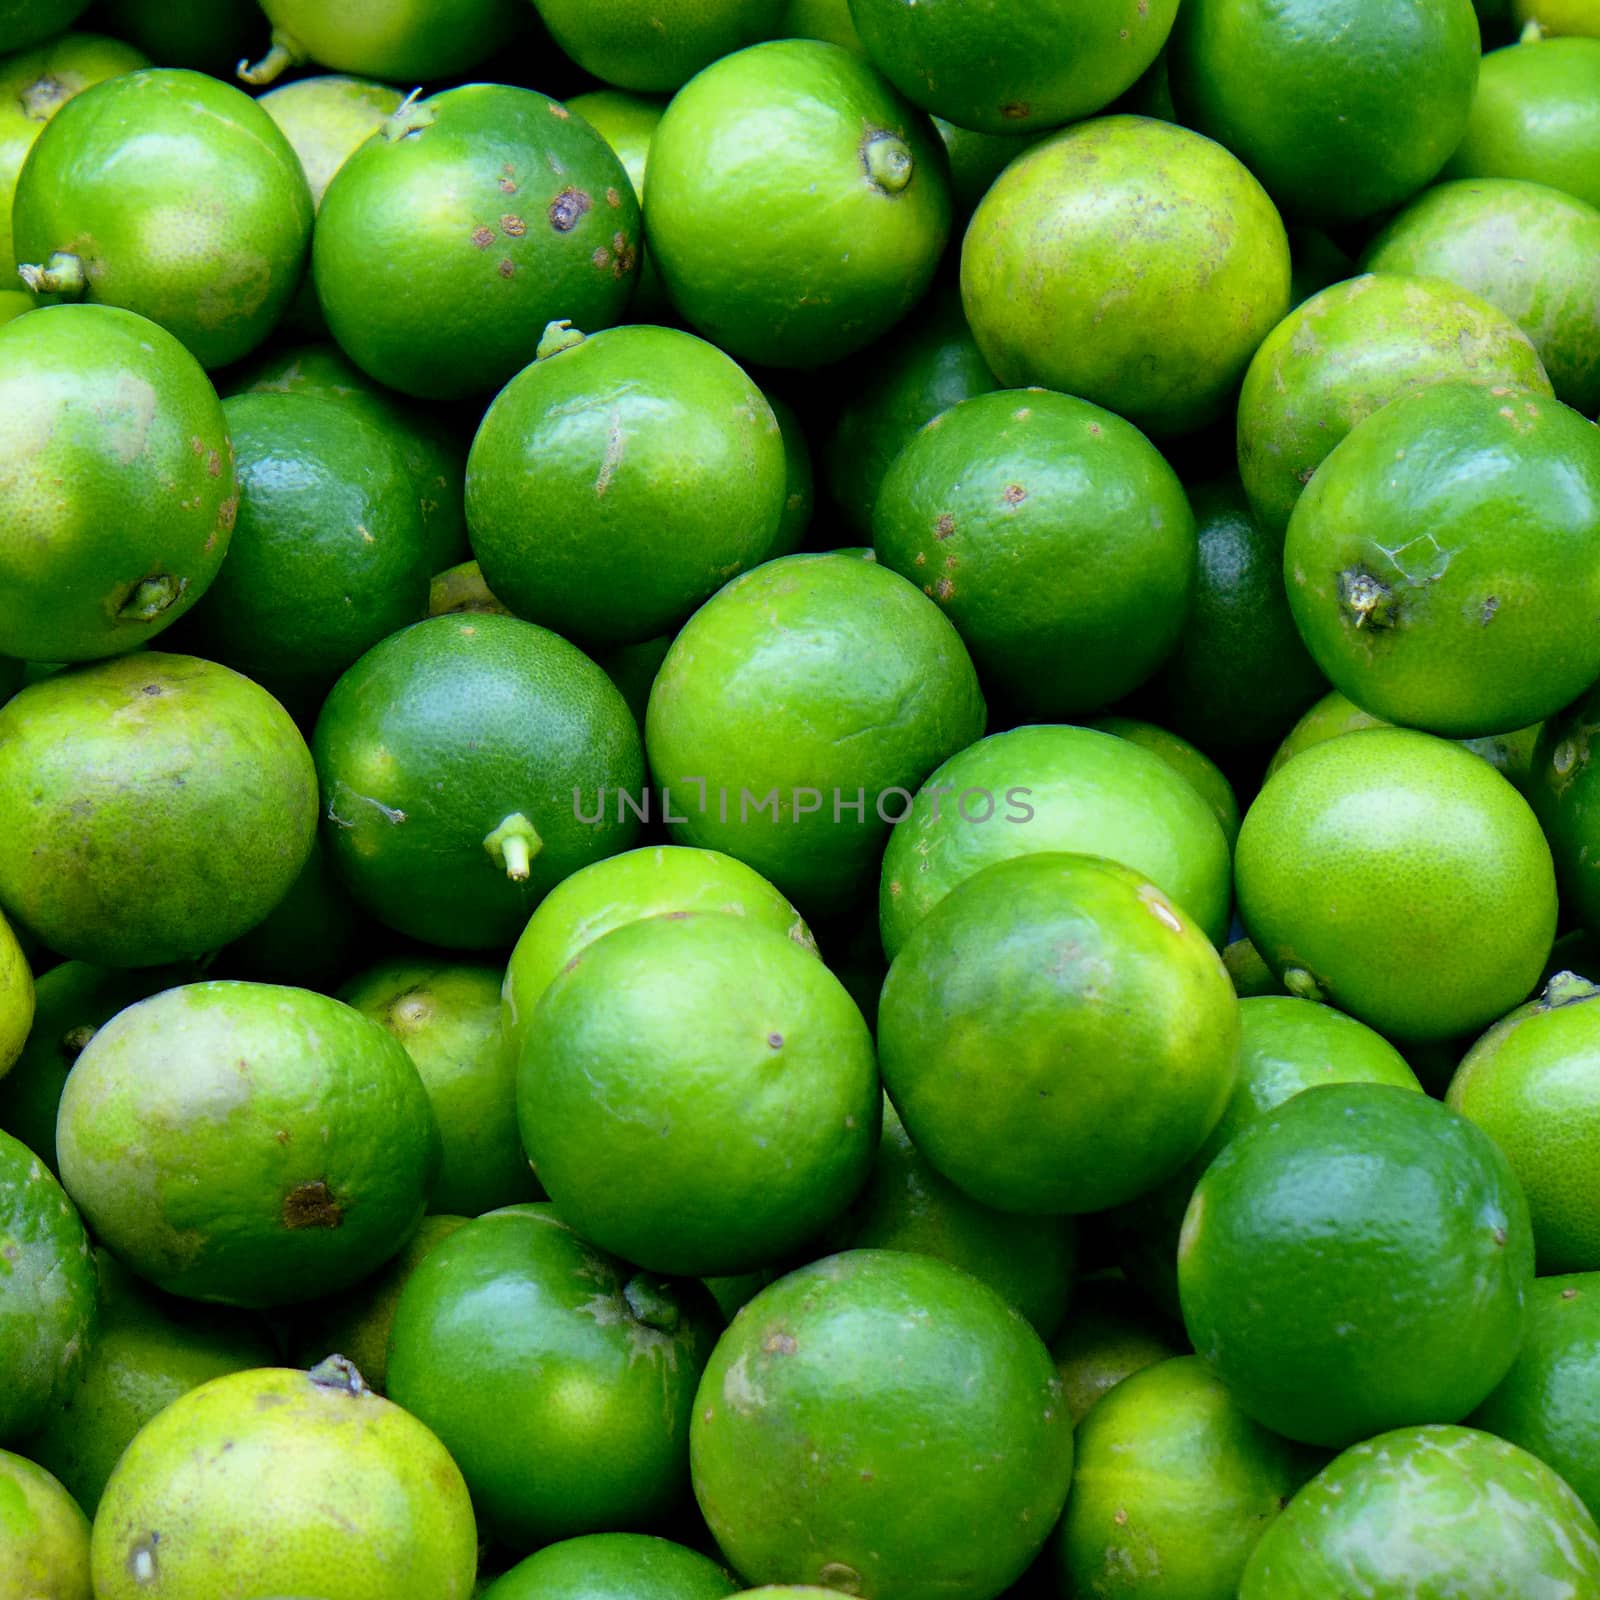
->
[[0, 1128, 97, 1444], [12, 69, 312, 369], [1531, 690, 1600, 937], [386, 1205, 721, 1551], [481, 1534, 738, 1600], [0, 654, 318, 968], [1240, 1425, 1600, 1596], [0, 0, 92, 55], [0, 1448, 90, 1600], [55, 980, 439, 1308], [255, 0, 521, 81], [257, 74, 403, 209], [691, 1250, 1074, 1600], [879, 853, 1240, 1215], [874, 388, 1197, 718], [314, 84, 639, 402], [536, 0, 785, 92], [1285, 384, 1600, 737], [1180, 1084, 1534, 1449], [566, 89, 668, 317], [0, 304, 236, 663], [961, 116, 1291, 438]]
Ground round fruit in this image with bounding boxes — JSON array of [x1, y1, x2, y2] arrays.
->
[[1089, 719, 1241, 850], [534, 0, 784, 92], [1515, 0, 1600, 34], [0, 910, 33, 1078], [0, 654, 318, 968], [240, 0, 520, 84], [0, 1, 92, 53], [1179, 1083, 1534, 1448], [691, 1249, 1075, 1600], [565, 89, 668, 316], [0, 304, 237, 663], [763, 393, 815, 557], [256, 74, 403, 209], [55, 980, 439, 1307], [960, 115, 1291, 437], [480, 1533, 738, 1600], [1050, 1278, 1184, 1425], [0, 1449, 90, 1600], [1529, 690, 1600, 938]]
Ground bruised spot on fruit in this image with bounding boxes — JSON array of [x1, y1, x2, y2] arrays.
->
[[934, 576, 954, 601], [501, 214, 527, 237], [1003, 484, 1027, 506], [767, 1032, 783, 1049], [1113, 1508, 1129, 1527], [471, 225, 495, 249], [935, 513, 956, 539], [764, 1332, 797, 1355], [500, 164, 518, 194], [1493, 1225, 1508, 1246], [547, 101, 569, 118], [593, 246, 612, 270], [282, 1180, 343, 1230], [549, 188, 592, 232], [61, 1023, 97, 1059], [1564, 1287, 1579, 1299], [498, 259, 515, 279], [1340, 568, 1395, 630], [913, 552, 926, 567], [819, 1563, 864, 1595], [218, 495, 239, 532], [128, 1533, 160, 1584], [596, 413, 625, 496], [190, 435, 205, 456], [1481, 595, 1499, 624], [607, 187, 622, 208], [608, 232, 638, 279], [1001, 102, 1031, 121]]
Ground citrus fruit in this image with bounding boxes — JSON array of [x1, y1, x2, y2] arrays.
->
[[1088, 719, 1240, 850], [0, 1127, 97, 1443], [0, 909, 32, 1077], [1049, 1277, 1184, 1425], [933, 120, 1044, 220], [465, 322, 786, 647], [1471, 1272, 1600, 1521], [785, 0, 862, 51], [960, 115, 1291, 438], [256, 74, 403, 210], [879, 724, 1232, 960], [764, 393, 815, 557], [691, 1249, 1075, 1600], [880, 852, 1239, 1215], [0, 654, 317, 968], [0, 290, 32, 326], [1529, 690, 1600, 937], [1165, 0, 1482, 225], [534, 0, 783, 92], [428, 558, 507, 618], [55, 979, 439, 1307], [1236, 727, 1556, 1040], [13, 68, 312, 368], [90, 1357, 478, 1600], [566, 89, 668, 317], [1446, 971, 1600, 1272], [502, 844, 814, 1065], [170, 392, 430, 715], [1223, 936, 1285, 999], [1054, 1355, 1307, 1600], [313, 84, 640, 401], [645, 39, 951, 368], [873, 388, 1197, 719], [1236, 272, 1553, 537], [519, 911, 879, 1276], [1444, 35, 1600, 208], [1285, 384, 1600, 737], [20, 1251, 276, 1516], [94, 0, 257, 75], [341, 958, 536, 1218], [0, 303, 236, 663], [0, 1448, 90, 1599], [385, 1203, 721, 1550], [0, 0, 91, 52], [1516, 0, 1600, 32], [481, 1533, 738, 1600], [645, 552, 985, 916], [847, 0, 1178, 132], [1239, 1424, 1600, 1596], [312, 613, 645, 949], [1179, 1083, 1534, 1448]]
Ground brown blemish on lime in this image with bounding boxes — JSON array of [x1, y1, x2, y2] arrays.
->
[[593, 246, 612, 270], [61, 1023, 97, 1058], [935, 513, 955, 539], [913, 552, 926, 567], [471, 225, 495, 249], [934, 576, 954, 601], [818, 1564, 863, 1595], [1563, 1287, 1579, 1299], [498, 259, 515, 279], [1001, 102, 1031, 120], [206, 449, 222, 478], [767, 1032, 783, 1048], [282, 1180, 342, 1230], [549, 188, 592, 231], [763, 1332, 797, 1355], [500, 214, 526, 237], [190, 435, 205, 455], [500, 165, 518, 193], [547, 101, 569, 118], [140, 683, 162, 697], [608, 232, 638, 278], [1492, 1225, 1508, 1246], [1003, 484, 1026, 505], [607, 187, 622, 208]]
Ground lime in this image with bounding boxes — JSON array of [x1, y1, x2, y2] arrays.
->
[[784, 0, 862, 51], [645, 40, 951, 369], [1516, 0, 1600, 32], [1471, 1272, 1600, 1521], [313, 84, 640, 401], [90, 1358, 478, 1600], [566, 89, 668, 318], [55, 980, 439, 1307], [386, 1204, 720, 1550], [428, 558, 507, 617], [1087, 719, 1240, 850], [466, 323, 786, 647], [1237, 272, 1553, 538], [481, 1534, 738, 1600], [1166, 0, 1482, 225], [763, 393, 815, 558], [933, 119, 1044, 221], [873, 389, 1197, 719], [312, 613, 645, 950], [0, 1448, 90, 1599], [257, 74, 402, 210], [645, 552, 985, 917], [0, 304, 236, 663], [847, 0, 1177, 132], [519, 911, 878, 1276], [879, 724, 1232, 960], [94, 0, 257, 75], [0, 654, 318, 968], [1529, 690, 1600, 937], [534, 0, 782, 91], [1049, 1277, 1184, 1425], [1240, 1424, 1600, 1596], [0, 1128, 97, 1444], [960, 116, 1291, 438], [0, 1, 91, 52], [0, 909, 32, 1078], [1223, 936, 1286, 1000], [341, 958, 536, 1218], [691, 1249, 1075, 1600], [1285, 384, 1600, 737], [0, 290, 32, 326], [1179, 1083, 1534, 1448]]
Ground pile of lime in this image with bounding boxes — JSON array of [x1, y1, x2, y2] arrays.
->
[[3, 0, 1600, 1594]]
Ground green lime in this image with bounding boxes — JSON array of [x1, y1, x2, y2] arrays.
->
[[592, 632, 673, 735], [1516, 0, 1600, 34], [93, 0, 257, 74], [341, 959, 536, 1218], [481, 1534, 737, 1600], [257, 74, 402, 209], [1285, 384, 1600, 737], [1179, 1084, 1534, 1448], [960, 116, 1291, 438], [1240, 1424, 1600, 1596], [879, 724, 1232, 960], [466, 323, 786, 646], [566, 89, 668, 318], [1049, 1277, 1184, 1426], [1088, 719, 1240, 850], [519, 912, 878, 1276], [0, 304, 237, 663], [55, 980, 439, 1307], [90, 1358, 478, 1600], [533, 0, 783, 91], [932, 120, 1045, 221], [0, 909, 32, 1078], [0, 290, 32, 327], [312, 613, 645, 950], [1529, 690, 1600, 938], [1223, 936, 1286, 999], [645, 552, 985, 917], [0, 1, 91, 52], [0, 654, 318, 968], [0, 1448, 90, 1599], [428, 559, 507, 618], [386, 1204, 720, 1550], [1166, 0, 1482, 225], [873, 388, 1197, 719], [691, 1249, 1075, 1600], [313, 84, 640, 401], [645, 40, 951, 368], [784, 0, 862, 51]]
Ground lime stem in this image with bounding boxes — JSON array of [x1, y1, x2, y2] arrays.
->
[[863, 133, 914, 194], [1519, 18, 1546, 41], [16, 252, 84, 297], [236, 30, 307, 86], [1543, 970, 1599, 1009], [308, 1354, 368, 1396], [1340, 569, 1394, 630], [537, 320, 587, 360], [382, 88, 437, 141], [117, 575, 185, 622], [484, 813, 543, 881]]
